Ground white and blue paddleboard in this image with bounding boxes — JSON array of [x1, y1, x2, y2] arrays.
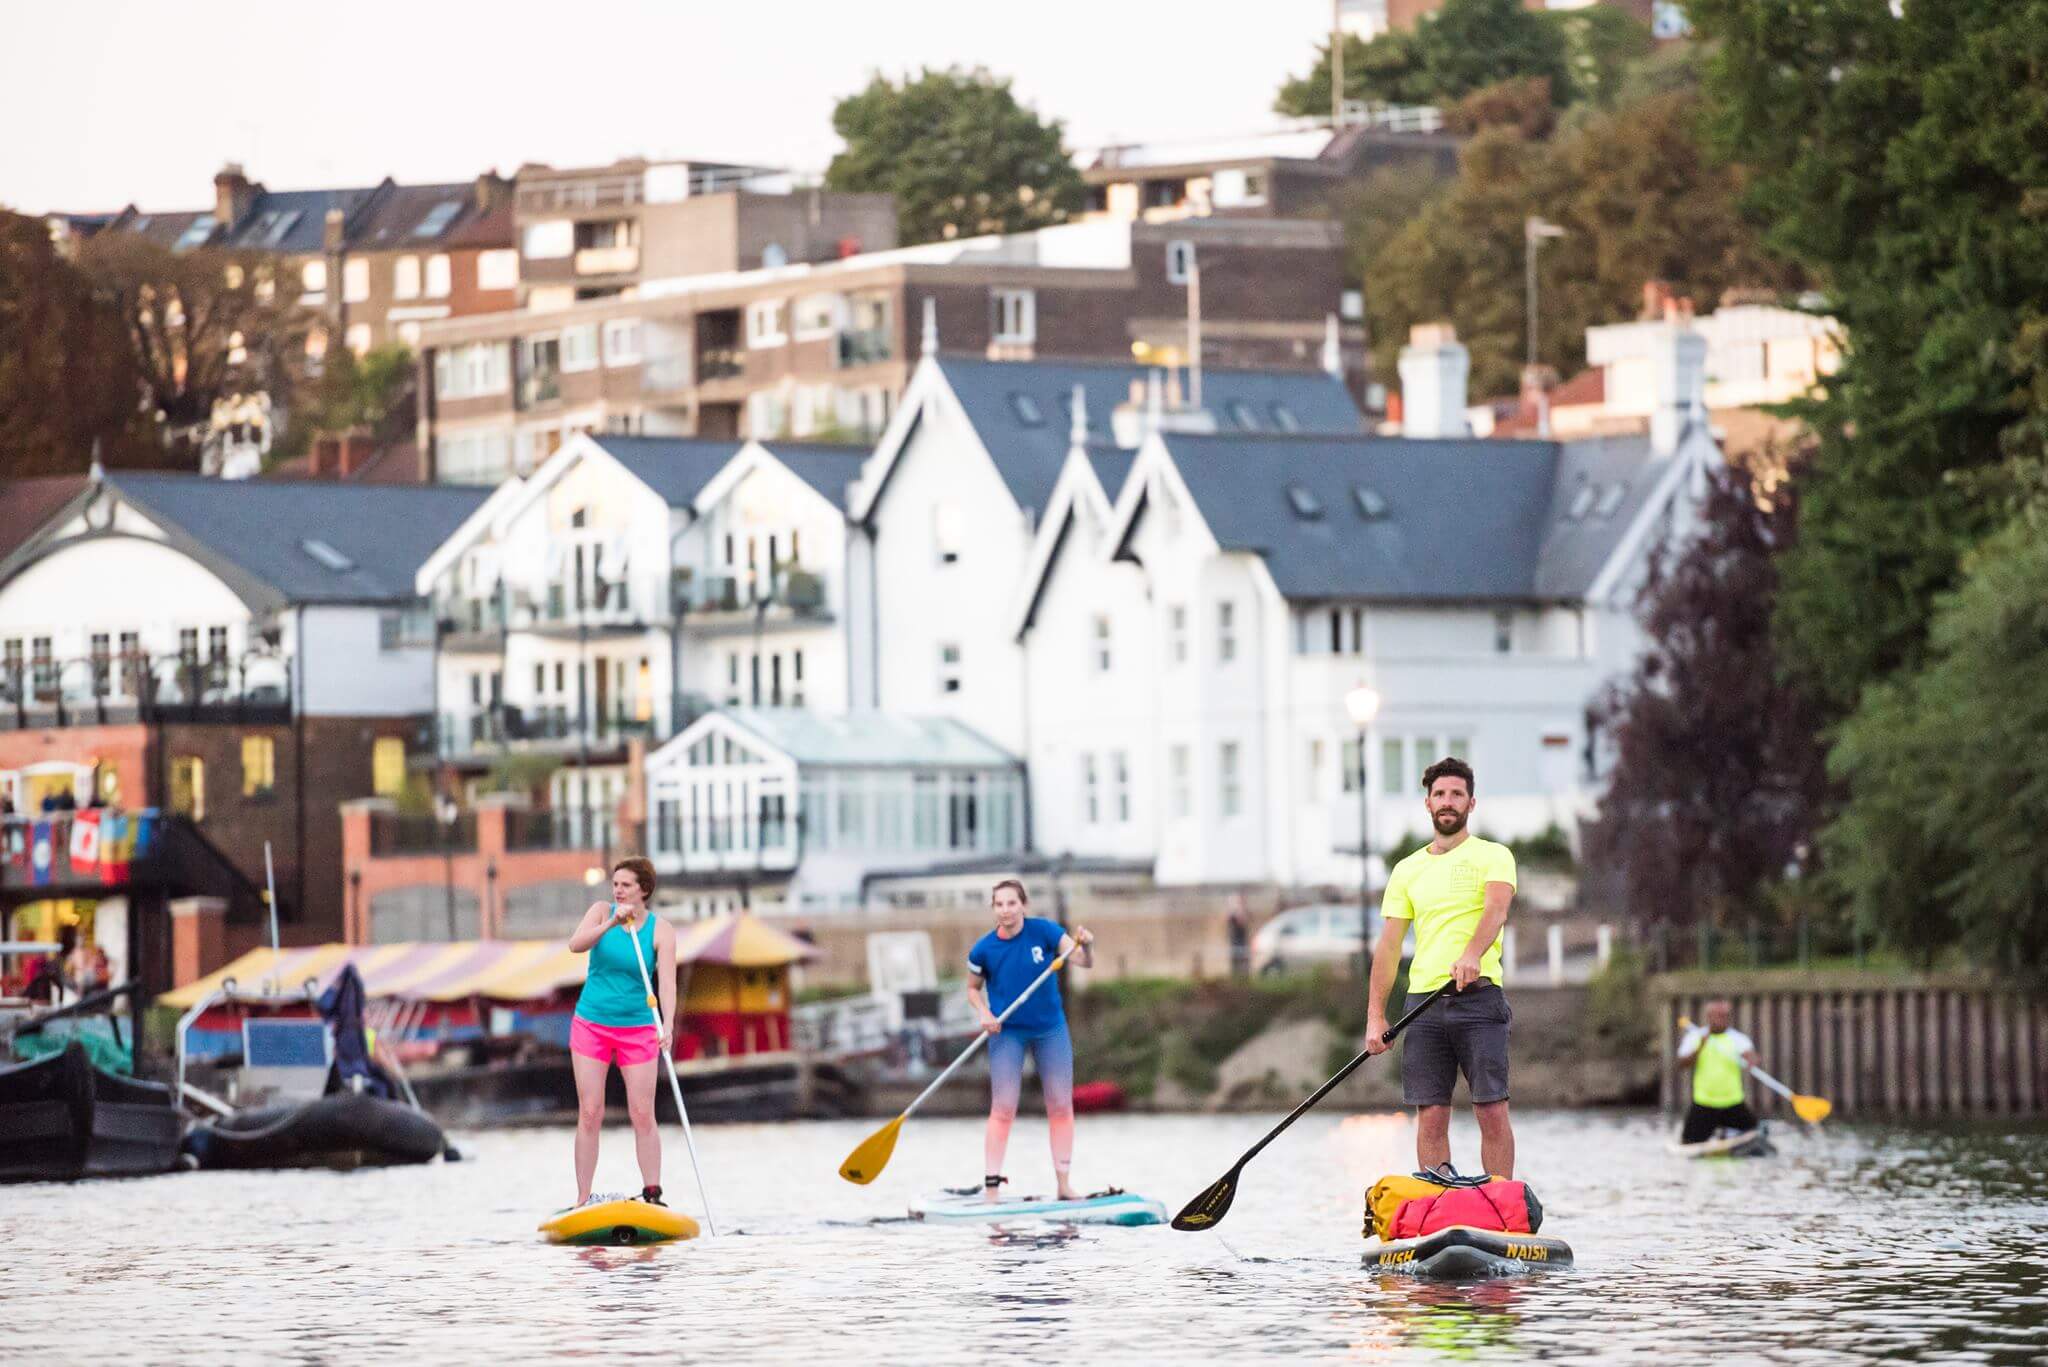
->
[[910, 1187, 1166, 1226]]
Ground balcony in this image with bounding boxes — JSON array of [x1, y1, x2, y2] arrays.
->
[[674, 565, 829, 632], [511, 579, 649, 632], [0, 651, 291, 731], [437, 594, 506, 649], [519, 369, 561, 409], [437, 703, 655, 760], [368, 811, 478, 857], [835, 328, 893, 368], [697, 348, 742, 383], [574, 245, 639, 276]]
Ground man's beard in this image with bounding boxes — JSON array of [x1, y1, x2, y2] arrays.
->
[[1432, 808, 1467, 836]]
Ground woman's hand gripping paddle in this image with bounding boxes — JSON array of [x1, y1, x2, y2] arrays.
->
[[1678, 1016, 1832, 1127], [1171, 980, 1455, 1232], [839, 949, 1070, 1184], [622, 912, 719, 1235]]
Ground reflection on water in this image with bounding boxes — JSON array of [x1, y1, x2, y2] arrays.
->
[[4, 1111, 2048, 1364]]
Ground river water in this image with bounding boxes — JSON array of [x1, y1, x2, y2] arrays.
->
[[5, 1110, 2047, 1364]]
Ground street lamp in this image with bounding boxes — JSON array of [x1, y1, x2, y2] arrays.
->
[[1345, 683, 1382, 980], [435, 793, 460, 941], [1524, 216, 1567, 370]]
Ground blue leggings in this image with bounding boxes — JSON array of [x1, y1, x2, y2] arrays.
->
[[985, 1025, 1075, 1178]]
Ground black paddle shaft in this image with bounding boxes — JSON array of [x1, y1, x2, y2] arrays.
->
[[1172, 980, 1457, 1230], [1230, 979, 1456, 1171]]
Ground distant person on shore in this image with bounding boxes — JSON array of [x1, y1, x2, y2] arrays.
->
[[967, 879, 1094, 1202], [565, 857, 676, 1208], [1227, 898, 1251, 979], [1676, 999, 1763, 1142], [1363, 757, 1519, 1178]]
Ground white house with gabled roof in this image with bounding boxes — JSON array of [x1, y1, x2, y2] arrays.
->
[[1013, 323, 1722, 888]]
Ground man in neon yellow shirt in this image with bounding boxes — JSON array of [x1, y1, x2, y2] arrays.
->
[[1676, 999, 1762, 1142], [1364, 756, 1519, 1177]]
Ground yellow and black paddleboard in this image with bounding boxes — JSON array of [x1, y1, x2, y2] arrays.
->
[[539, 1198, 700, 1246]]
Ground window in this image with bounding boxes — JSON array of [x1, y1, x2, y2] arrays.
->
[[602, 320, 642, 366], [1083, 754, 1099, 824], [1354, 486, 1389, 519], [561, 324, 599, 372], [524, 220, 572, 259], [1307, 739, 1325, 802], [948, 775, 981, 850], [171, 757, 205, 819], [933, 501, 963, 566], [345, 323, 372, 355], [435, 430, 514, 485], [1166, 240, 1195, 285], [1382, 737, 1405, 796], [912, 776, 941, 848], [991, 289, 1035, 344], [208, 625, 229, 664], [1112, 751, 1131, 823], [1217, 601, 1237, 663], [434, 342, 510, 399], [1343, 738, 1364, 793], [1494, 610, 1514, 654], [372, 738, 406, 797], [379, 607, 433, 650], [394, 256, 421, 300], [1219, 742, 1241, 817], [1169, 605, 1188, 664], [241, 736, 276, 797], [1448, 736, 1471, 762], [425, 254, 451, 298], [1594, 482, 1628, 518], [1092, 615, 1112, 673], [794, 293, 842, 340], [301, 260, 327, 294], [1170, 745, 1191, 819], [1270, 403, 1301, 432], [477, 249, 519, 291], [1009, 393, 1045, 426], [747, 300, 787, 348], [938, 643, 962, 694], [89, 633, 110, 697], [747, 388, 789, 437], [1227, 399, 1260, 431], [1286, 485, 1322, 518], [343, 259, 370, 303]]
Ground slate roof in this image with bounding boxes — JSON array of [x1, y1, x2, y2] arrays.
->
[[217, 186, 380, 254], [0, 477, 88, 561], [1084, 445, 1137, 503], [935, 355, 1362, 517], [756, 440, 871, 509], [348, 182, 485, 251], [681, 708, 1020, 769], [1150, 430, 1671, 603], [586, 436, 747, 509], [104, 473, 488, 609]]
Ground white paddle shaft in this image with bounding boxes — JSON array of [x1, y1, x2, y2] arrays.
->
[[900, 952, 1067, 1123], [1748, 1065, 1797, 1102], [620, 910, 718, 1236]]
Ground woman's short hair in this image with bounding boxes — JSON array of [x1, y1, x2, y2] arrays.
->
[[612, 857, 657, 897]]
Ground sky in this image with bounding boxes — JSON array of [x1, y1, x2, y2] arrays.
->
[[4, 0, 1339, 213]]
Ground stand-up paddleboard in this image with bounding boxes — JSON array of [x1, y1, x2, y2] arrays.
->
[[1364, 1225, 1574, 1279], [1668, 1127, 1776, 1159], [539, 1195, 701, 1246], [911, 1186, 1166, 1226]]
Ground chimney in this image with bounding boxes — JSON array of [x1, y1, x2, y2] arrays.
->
[[213, 163, 257, 227], [1650, 319, 1708, 456], [1520, 364, 1559, 439], [312, 435, 341, 478], [323, 207, 346, 254], [473, 170, 511, 215], [1398, 323, 1470, 439], [340, 432, 377, 477], [1640, 279, 1674, 321]]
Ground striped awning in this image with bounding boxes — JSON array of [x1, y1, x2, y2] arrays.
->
[[159, 940, 586, 1009], [675, 912, 816, 968]]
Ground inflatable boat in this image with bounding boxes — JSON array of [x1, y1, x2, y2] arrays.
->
[[1364, 1225, 1575, 1279], [539, 1196, 700, 1246], [0, 1042, 184, 1183], [911, 1187, 1166, 1226], [182, 1092, 444, 1171]]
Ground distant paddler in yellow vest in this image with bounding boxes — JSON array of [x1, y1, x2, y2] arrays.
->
[[1676, 999, 1763, 1143]]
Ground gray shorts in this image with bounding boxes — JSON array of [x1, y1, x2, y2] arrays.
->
[[1400, 981, 1512, 1106]]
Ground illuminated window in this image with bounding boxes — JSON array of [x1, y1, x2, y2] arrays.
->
[[241, 736, 276, 797], [171, 757, 206, 820], [372, 738, 406, 797]]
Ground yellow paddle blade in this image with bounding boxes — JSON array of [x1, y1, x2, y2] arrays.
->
[[839, 1114, 905, 1185], [1792, 1093, 1833, 1126]]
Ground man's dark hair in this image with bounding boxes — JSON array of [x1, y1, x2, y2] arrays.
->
[[1420, 756, 1475, 796]]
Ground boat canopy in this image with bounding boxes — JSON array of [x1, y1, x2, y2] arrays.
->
[[158, 913, 815, 1009]]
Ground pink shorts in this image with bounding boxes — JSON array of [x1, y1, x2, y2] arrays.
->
[[570, 1016, 661, 1066]]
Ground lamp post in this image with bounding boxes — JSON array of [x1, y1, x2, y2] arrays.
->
[[435, 793, 460, 941], [1345, 682, 1381, 981], [1524, 216, 1567, 370]]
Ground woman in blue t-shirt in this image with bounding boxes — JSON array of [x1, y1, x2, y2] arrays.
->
[[966, 878, 1094, 1202]]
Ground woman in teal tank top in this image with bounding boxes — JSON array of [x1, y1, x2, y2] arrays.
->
[[566, 858, 677, 1207]]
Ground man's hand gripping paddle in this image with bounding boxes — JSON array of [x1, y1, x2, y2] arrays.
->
[[1171, 979, 1456, 1232], [839, 949, 1069, 1185]]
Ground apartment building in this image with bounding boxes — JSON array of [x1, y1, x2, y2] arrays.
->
[[418, 215, 1361, 485], [1340, 0, 1658, 40], [511, 158, 897, 309]]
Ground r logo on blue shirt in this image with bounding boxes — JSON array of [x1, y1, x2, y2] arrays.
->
[[968, 916, 1067, 1038]]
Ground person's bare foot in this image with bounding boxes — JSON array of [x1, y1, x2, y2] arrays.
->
[[982, 1177, 1005, 1203]]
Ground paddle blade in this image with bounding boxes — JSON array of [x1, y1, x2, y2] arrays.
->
[[839, 1115, 905, 1185], [1171, 1170, 1240, 1232], [1792, 1093, 1833, 1126]]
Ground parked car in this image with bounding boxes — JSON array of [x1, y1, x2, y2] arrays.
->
[[1252, 903, 1382, 976]]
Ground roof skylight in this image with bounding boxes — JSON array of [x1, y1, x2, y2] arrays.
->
[[301, 539, 355, 572], [414, 201, 462, 238], [1593, 482, 1628, 518], [1009, 393, 1045, 427], [1353, 486, 1389, 519], [1287, 485, 1324, 519]]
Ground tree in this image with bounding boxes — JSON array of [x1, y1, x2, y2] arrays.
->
[[1443, 77, 1558, 141], [1822, 510, 2048, 977], [1685, 0, 2048, 717], [826, 68, 1083, 247], [1552, 5, 1654, 111], [75, 232, 313, 468], [268, 342, 417, 467], [0, 211, 153, 476], [1357, 88, 1795, 397], [1584, 465, 1830, 933], [1274, 0, 1573, 116]]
